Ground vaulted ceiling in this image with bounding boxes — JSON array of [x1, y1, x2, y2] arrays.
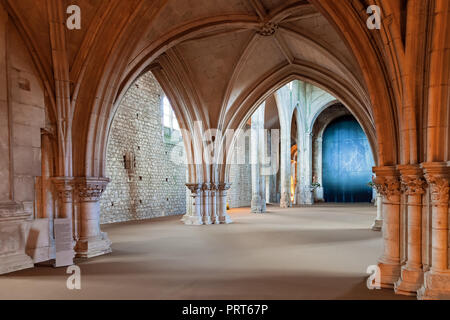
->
[[4, 0, 412, 175], [5, 0, 369, 126]]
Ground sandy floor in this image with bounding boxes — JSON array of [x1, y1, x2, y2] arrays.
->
[[0, 204, 411, 300]]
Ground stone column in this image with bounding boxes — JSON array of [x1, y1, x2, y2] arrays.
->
[[202, 183, 212, 225], [258, 127, 267, 212], [251, 135, 262, 212], [52, 177, 77, 244], [251, 107, 265, 213], [418, 163, 450, 299], [314, 137, 324, 202], [280, 125, 291, 208], [210, 184, 220, 224], [52, 177, 74, 219], [182, 183, 203, 225], [371, 193, 383, 231], [297, 132, 314, 205], [218, 183, 232, 224], [373, 166, 402, 288], [74, 178, 111, 258], [395, 165, 426, 296]]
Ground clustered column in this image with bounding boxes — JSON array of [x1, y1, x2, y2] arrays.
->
[[182, 183, 232, 225], [373, 163, 450, 299]]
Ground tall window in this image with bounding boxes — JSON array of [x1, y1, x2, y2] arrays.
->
[[162, 96, 182, 144], [162, 96, 180, 131]]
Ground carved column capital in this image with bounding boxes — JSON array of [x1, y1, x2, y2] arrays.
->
[[202, 183, 212, 192], [186, 183, 202, 194], [422, 162, 450, 204], [373, 166, 401, 200], [398, 165, 426, 196], [51, 177, 75, 202], [76, 177, 110, 202], [218, 183, 231, 191]]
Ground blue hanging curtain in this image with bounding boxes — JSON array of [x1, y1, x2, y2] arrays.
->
[[322, 115, 374, 203]]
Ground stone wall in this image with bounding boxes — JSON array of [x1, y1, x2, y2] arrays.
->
[[227, 125, 252, 208], [0, 8, 47, 273], [100, 72, 187, 224]]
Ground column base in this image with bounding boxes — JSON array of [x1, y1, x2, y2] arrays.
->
[[251, 198, 264, 213], [0, 253, 34, 275], [251, 208, 265, 213], [371, 219, 383, 231], [394, 266, 424, 296], [378, 261, 401, 289], [219, 214, 233, 224], [202, 216, 213, 225], [75, 232, 112, 259], [417, 270, 450, 300], [181, 214, 203, 226], [211, 216, 221, 224], [280, 192, 291, 208]]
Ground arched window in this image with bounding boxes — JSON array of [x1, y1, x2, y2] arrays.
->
[[162, 96, 181, 142]]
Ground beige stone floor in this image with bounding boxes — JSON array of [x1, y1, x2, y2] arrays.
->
[[0, 204, 412, 300]]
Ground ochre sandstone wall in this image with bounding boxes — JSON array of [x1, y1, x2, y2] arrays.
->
[[100, 72, 187, 224]]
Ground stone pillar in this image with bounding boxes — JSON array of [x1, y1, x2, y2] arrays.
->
[[373, 166, 402, 288], [52, 177, 74, 219], [314, 137, 324, 202], [280, 126, 291, 208], [202, 183, 212, 225], [52, 177, 77, 247], [258, 127, 267, 212], [297, 133, 314, 205], [418, 163, 450, 299], [371, 193, 383, 231], [182, 183, 203, 225], [74, 178, 111, 258], [251, 141, 262, 212], [210, 184, 220, 224], [251, 106, 266, 213], [218, 183, 232, 224], [395, 165, 426, 296]]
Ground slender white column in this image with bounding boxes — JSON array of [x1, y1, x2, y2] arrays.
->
[[218, 183, 232, 224], [182, 183, 203, 225], [280, 124, 291, 208], [251, 106, 265, 213], [251, 130, 261, 212], [202, 183, 212, 225], [210, 184, 220, 224], [258, 126, 267, 212], [297, 132, 314, 205], [371, 193, 383, 231], [315, 137, 324, 202]]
